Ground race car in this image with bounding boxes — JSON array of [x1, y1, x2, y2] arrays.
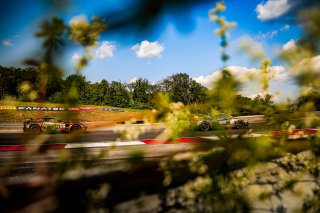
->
[[193, 113, 249, 131], [23, 116, 87, 134]]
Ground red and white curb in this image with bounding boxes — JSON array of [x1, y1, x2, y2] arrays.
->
[[271, 128, 318, 136], [65, 141, 145, 148], [0, 144, 67, 151], [0, 137, 201, 152], [0, 129, 318, 152]]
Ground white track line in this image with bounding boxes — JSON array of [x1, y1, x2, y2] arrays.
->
[[202, 133, 266, 140], [0, 130, 23, 133], [65, 141, 145, 148]]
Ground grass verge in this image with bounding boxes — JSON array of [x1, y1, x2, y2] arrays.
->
[[0, 101, 148, 125]]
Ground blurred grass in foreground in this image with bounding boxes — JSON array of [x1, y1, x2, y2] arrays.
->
[[1, 1, 320, 212]]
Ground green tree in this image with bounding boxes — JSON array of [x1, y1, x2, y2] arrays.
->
[[160, 73, 208, 105], [25, 17, 67, 101], [80, 81, 104, 105], [36, 16, 67, 63], [64, 74, 87, 104], [253, 94, 273, 106], [99, 79, 110, 104], [104, 81, 130, 108], [128, 78, 159, 109], [0, 66, 38, 100], [234, 95, 255, 114], [296, 91, 320, 110]]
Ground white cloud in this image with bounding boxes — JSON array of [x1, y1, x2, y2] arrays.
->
[[193, 66, 291, 102], [69, 14, 88, 26], [131, 40, 164, 58], [129, 77, 139, 83], [72, 52, 82, 62], [95, 41, 116, 59], [254, 24, 290, 41], [255, 30, 278, 40], [193, 65, 289, 88], [256, 0, 292, 21], [71, 41, 116, 62], [280, 24, 290, 31], [270, 66, 288, 81], [282, 39, 296, 51], [3, 39, 13, 46]]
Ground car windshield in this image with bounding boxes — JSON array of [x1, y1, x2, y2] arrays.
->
[[44, 117, 57, 122], [217, 114, 232, 120]]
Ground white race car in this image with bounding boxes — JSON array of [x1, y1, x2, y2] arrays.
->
[[194, 113, 249, 131]]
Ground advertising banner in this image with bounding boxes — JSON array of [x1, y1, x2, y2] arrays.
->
[[100, 108, 125, 112], [11, 106, 123, 112], [0, 106, 16, 110], [16, 106, 66, 111], [68, 107, 96, 111], [68, 107, 80, 111]]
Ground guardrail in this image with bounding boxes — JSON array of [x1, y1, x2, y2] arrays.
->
[[0, 106, 126, 112]]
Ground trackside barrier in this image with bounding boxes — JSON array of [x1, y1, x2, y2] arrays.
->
[[0, 106, 16, 110], [141, 137, 201, 144], [16, 106, 65, 111], [0, 144, 66, 151], [0, 137, 199, 151], [0, 106, 126, 112], [68, 107, 96, 111], [0, 129, 318, 152], [100, 108, 125, 112], [271, 128, 318, 136]]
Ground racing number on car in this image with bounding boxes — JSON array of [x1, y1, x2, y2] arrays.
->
[[58, 124, 66, 129], [40, 122, 47, 128], [43, 122, 64, 130], [52, 123, 65, 129]]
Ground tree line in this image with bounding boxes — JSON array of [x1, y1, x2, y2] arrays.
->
[[0, 65, 279, 114], [0, 66, 207, 108], [0, 66, 38, 100]]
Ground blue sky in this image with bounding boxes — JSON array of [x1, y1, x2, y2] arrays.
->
[[1, 0, 318, 102]]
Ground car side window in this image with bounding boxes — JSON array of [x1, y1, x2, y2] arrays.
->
[[44, 118, 55, 122], [218, 114, 229, 120]]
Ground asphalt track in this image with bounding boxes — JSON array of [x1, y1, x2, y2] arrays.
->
[[0, 129, 165, 145], [0, 121, 266, 146], [0, 113, 313, 147], [0, 116, 313, 178]]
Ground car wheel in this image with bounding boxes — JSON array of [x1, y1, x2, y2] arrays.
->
[[235, 120, 245, 129], [29, 125, 41, 134], [70, 125, 81, 133], [199, 121, 210, 131]]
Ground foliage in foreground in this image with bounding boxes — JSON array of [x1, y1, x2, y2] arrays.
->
[[1, 1, 320, 212]]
